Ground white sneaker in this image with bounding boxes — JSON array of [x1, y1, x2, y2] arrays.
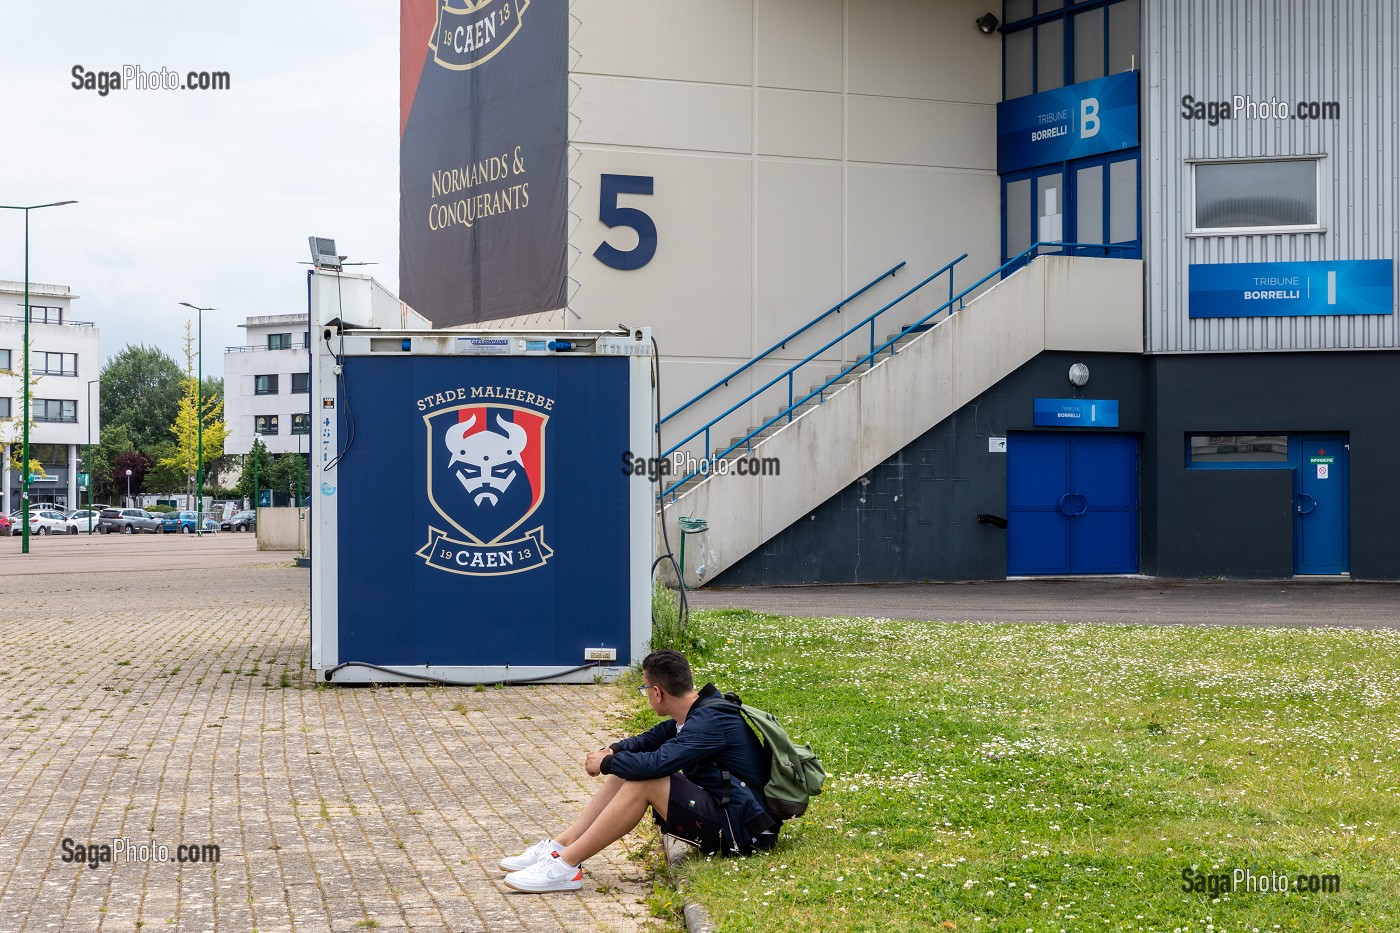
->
[[498, 838, 558, 873], [503, 852, 584, 892]]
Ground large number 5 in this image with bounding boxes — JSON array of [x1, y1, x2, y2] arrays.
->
[[594, 174, 657, 270]]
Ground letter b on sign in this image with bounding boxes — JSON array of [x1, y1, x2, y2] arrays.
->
[[1081, 97, 1100, 138]]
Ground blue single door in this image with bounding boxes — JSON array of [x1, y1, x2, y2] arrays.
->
[[1293, 435, 1349, 575], [1007, 432, 1139, 575]]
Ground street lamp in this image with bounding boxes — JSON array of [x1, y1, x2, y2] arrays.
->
[[1, 199, 78, 554], [179, 302, 215, 536], [86, 378, 98, 533], [125, 468, 132, 507]]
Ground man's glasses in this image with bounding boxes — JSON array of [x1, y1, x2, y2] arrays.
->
[[638, 684, 653, 695]]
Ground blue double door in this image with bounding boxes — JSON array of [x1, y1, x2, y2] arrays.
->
[[1007, 432, 1139, 575]]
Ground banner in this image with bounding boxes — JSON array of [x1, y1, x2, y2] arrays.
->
[[1188, 260, 1394, 318], [997, 71, 1138, 174], [400, 0, 568, 326]]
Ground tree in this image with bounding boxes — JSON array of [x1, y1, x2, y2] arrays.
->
[[111, 449, 153, 504], [91, 424, 135, 502], [235, 439, 272, 503], [99, 345, 183, 452], [0, 334, 49, 481], [198, 376, 233, 488], [157, 323, 229, 498]]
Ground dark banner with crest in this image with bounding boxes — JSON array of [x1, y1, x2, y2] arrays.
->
[[399, 0, 568, 326]]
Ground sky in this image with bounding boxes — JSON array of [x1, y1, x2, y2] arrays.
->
[[0, 2, 400, 379]]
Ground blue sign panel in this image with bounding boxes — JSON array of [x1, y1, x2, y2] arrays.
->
[[997, 71, 1139, 174], [1189, 260, 1394, 318], [1033, 398, 1120, 428]]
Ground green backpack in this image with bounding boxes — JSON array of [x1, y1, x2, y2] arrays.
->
[[709, 692, 826, 820]]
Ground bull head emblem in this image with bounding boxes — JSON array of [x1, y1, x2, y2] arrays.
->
[[445, 413, 528, 507]]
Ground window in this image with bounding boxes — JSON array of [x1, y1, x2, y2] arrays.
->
[[1188, 435, 1289, 466], [0, 397, 9, 418], [0, 349, 10, 371], [1003, 0, 1140, 101], [255, 415, 279, 435], [34, 399, 78, 422], [291, 413, 310, 435], [35, 352, 78, 376], [291, 372, 310, 394], [25, 305, 62, 324], [33, 444, 69, 466], [268, 333, 291, 350], [1192, 159, 1320, 233], [255, 374, 279, 395]]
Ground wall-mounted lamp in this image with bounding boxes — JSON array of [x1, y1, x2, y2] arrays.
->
[[1068, 362, 1090, 388], [976, 13, 1000, 34]]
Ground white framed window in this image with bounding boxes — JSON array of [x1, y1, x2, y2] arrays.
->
[[0, 349, 11, 371], [0, 397, 10, 418], [1190, 157, 1323, 235]]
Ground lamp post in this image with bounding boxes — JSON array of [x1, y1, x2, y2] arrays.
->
[[125, 468, 132, 507], [179, 302, 215, 536], [86, 378, 98, 533], [1, 199, 78, 554]]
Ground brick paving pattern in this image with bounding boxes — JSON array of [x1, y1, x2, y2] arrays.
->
[[0, 549, 655, 932]]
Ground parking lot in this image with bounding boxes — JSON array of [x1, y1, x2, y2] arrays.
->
[[0, 527, 290, 576], [0, 541, 654, 932]]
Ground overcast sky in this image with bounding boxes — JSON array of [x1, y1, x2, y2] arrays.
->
[[0, 2, 399, 379]]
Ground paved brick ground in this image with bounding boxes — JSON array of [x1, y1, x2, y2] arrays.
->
[[0, 545, 656, 932]]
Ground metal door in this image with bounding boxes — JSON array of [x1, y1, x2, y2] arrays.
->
[[1008, 432, 1139, 575], [1293, 435, 1349, 575]]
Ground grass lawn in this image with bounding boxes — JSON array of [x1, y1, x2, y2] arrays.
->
[[628, 609, 1400, 932]]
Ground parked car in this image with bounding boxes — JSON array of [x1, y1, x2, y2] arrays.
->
[[160, 511, 219, 534], [0, 513, 12, 535], [162, 511, 198, 534], [97, 508, 162, 534], [12, 508, 70, 535], [66, 509, 104, 534], [221, 510, 257, 533]]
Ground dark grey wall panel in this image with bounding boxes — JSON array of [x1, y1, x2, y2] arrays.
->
[[1148, 351, 1400, 579]]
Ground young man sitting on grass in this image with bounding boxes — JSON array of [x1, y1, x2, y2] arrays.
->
[[500, 649, 778, 893]]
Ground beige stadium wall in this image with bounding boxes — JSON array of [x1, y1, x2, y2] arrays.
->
[[486, 0, 1003, 459]]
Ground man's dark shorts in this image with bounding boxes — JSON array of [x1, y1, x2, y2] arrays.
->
[[654, 775, 779, 856], [655, 774, 725, 854]]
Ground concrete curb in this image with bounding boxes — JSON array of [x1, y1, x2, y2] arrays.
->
[[663, 836, 717, 933]]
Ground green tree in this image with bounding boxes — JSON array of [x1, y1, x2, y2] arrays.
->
[[1, 335, 48, 480], [157, 324, 229, 499], [99, 345, 183, 453], [91, 423, 135, 502], [236, 439, 272, 503]]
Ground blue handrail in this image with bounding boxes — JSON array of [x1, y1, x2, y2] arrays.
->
[[659, 241, 1133, 499], [658, 260, 906, 427], [656, 253, 969, 494]]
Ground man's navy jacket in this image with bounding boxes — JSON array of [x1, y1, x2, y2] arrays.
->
[[601, 683, 778, 849]]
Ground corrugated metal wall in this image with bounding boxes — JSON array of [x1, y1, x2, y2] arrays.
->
[[1144, 0, 1400, 352]]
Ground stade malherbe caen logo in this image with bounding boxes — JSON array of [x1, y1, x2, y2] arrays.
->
[[429, 0, 531, 71], [417, 388, 553, 576]]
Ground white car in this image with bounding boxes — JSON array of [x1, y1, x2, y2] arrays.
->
[[12, 508, 70, 536], [66, 510, 104, 534]]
